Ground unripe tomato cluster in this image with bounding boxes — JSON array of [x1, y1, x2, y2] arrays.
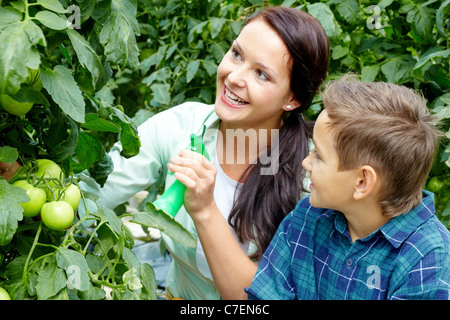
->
[[12, 159, 80, 231]]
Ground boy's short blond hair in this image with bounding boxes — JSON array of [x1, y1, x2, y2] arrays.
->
[[322, 74, 441, 218]]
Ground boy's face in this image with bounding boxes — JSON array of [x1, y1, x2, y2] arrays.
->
[[302, 110, 358, 211]]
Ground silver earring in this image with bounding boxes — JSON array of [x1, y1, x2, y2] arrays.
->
[[286, 105, 292, 110]]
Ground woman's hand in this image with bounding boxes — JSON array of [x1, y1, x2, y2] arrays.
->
[[167, 149, 218, 222], [168, 148, 257, 299]]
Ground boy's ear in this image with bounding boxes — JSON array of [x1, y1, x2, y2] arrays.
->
[[353, 165, 379, 200]]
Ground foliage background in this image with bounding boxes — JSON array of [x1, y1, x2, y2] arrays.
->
[[0, 0, 449, 300]]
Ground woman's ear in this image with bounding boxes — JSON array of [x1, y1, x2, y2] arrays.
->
[[353, 165, 379, 201], [283, 96, 302, 112]]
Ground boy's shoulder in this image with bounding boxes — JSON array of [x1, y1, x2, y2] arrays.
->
[[384, 191, 449, 256], [288, 196, 337, 233], [397, 213, 450, 266], [291, 196, 333, 219]]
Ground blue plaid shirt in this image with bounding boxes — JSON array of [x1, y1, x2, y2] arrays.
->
[[246, 191, 450, 300]]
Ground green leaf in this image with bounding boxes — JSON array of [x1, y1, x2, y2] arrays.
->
[[381, 56, 415, 84], [140, 263, 157, 300], [186, 60, 200, 83], [411, 47, 450, 82], [0, 178, 28, 246], [88, 152, 113, 187], [123, 268, 142, 290], [307, 3, 342, 38], [0, 7, 46, 95], [75, 131, 104, 167], [97, 207, 123, 236], [119, 121, 141, 158], [211, 17, 226, 39], [99, 0, 140, 69], [336, 0, 360, 24], [202, 60, 217, 77], [81, 113, 121, 133], [67, 29, 103, 86], [361, 65, 380, 82], [40, 65, 86, 123], [35, 255, 67, 300], [8, 86, 48, 105], [400, 0, 434, 42], [151, 83, 171, 105], [45, 112, 79, 163], [4, 256, 28, 299], [78, 283, 107, 300], [37, 0, 67, 14], [0, 146, 18, 163], [331, 45, 349, 60], [436, 0, 450, 37], [56, 248, 90, 291], [34, 11, 68, 30], [131, 203, 197, 248]]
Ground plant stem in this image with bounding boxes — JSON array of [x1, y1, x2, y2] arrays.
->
[[22, 221, 42, 283]]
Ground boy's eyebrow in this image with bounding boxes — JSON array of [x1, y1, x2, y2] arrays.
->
[[312, 138, 322, 155]]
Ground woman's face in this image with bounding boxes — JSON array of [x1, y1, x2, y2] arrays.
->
[[215, 18, 298, 131]]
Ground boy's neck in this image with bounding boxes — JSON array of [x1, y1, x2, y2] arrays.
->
[[343, 201, 390, 243]]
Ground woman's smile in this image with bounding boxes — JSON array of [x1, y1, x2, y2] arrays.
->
[[221, 85, 249, 109]]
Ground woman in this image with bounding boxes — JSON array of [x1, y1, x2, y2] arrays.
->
[[2, 6, 329, 299], [160, 6, 328, 299]]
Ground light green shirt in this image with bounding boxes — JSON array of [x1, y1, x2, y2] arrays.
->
[[95, 102, 251, 299]]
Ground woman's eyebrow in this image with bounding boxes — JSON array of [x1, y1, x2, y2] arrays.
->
[[233, 40, 280, 80]]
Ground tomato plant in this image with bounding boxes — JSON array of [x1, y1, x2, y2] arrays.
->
[[0, 0, 197, 300]]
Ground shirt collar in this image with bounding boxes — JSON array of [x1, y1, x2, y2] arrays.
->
[[379, 190, 435, 248], [194, 105, 220, 161], [332, 191, 436, 248]]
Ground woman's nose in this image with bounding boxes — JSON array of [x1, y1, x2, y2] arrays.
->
[[227, 66, 246, 88]]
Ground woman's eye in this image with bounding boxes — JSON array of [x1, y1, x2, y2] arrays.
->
[[255, 69, 269, 81], [231, 48, 241, 60]]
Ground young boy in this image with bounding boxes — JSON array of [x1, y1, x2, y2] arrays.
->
[[245, 75, 450, 300]]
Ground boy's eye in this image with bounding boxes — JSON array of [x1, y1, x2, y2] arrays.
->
[[313, 150, 321, 160]]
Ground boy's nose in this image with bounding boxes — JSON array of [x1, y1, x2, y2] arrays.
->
[[302, 153, 312, 172]]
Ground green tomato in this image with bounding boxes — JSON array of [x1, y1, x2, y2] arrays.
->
[[36, 159, 62, 180], [0, 94, 33, 116], [12, 180, 47, 217], [57, 184, 81, 211], [41, 201, 74, 231], [427, 176, 445, 193], [0, 287, 11, 300]]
